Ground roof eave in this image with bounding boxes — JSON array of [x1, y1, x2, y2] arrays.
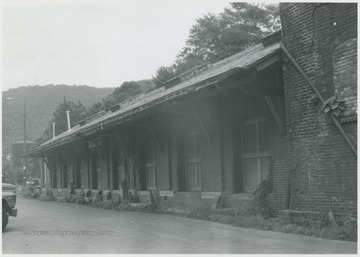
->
[[28, 46, 282, 157]]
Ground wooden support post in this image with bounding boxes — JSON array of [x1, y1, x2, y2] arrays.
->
[[43, 157, 49, 167], [74, 144, 85, 161], [190, 103, 213, 146], [146, 118, 164, 152], [93, 139, 104, 160], [165, 115, 172, 190], [264, 95, 285, 134], [114, 134, 131, 162], [218, 96, 225, 192]]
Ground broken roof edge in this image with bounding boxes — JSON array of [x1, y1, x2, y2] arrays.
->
[[28, 43, 281, 157]]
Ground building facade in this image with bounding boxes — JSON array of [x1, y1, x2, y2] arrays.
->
[[30, 3, 357, 218], [281, 3, 357, 217]]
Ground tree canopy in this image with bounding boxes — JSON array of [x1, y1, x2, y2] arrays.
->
[[87, 79, 156, 116], [37, 80, 156, 143], [41, 97, 87, 142], [152, 3, 280, 87]]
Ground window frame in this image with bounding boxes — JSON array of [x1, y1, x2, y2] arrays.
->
[[240, 117, 271, 193], [184, 131, 202, 192]]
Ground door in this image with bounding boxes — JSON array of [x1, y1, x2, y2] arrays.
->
[[184, 131, 202, 191], [145, 141, 156, 190], [112, 147, 126, 190], [112, 149, 119, 190], [96, 153, 102, 189]]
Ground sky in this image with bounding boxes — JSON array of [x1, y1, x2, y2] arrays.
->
[[1, 0, 231, 91]]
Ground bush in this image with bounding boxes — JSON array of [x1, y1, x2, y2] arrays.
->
[[251, 172, 273, 218], [183, 206, 357, 242], [66, 194, 78, 203], [114, 203, 131, 211], [20, 186, 40, 199]]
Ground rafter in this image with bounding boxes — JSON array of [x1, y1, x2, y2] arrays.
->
[[264, 95, 285, 133], [103, 133, 131, 162]]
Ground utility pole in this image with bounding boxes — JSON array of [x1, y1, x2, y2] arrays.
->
[[23, 99, 27, 185]]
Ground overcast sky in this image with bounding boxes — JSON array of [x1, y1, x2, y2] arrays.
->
[[1, 0, 231, 91]]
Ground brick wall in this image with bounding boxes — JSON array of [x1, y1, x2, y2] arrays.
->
[[280, 3, 357, 216], [333, 38, 357, 116]]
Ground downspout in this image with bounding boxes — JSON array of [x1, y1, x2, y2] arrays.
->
[[280, 42, 357, 157]]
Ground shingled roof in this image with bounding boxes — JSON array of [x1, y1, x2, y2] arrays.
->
[[29, 42, 281, 156]]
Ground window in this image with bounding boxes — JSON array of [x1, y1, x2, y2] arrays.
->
[[184, 132, 202, 191], [145, 141, 156, 190], [241, 117, 271, 193]]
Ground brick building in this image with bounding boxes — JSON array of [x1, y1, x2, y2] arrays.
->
[[280, 3, 357, 217], [29, 3, 356, 218]]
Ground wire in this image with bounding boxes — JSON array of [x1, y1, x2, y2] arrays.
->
[[304, 3, 330, 63]]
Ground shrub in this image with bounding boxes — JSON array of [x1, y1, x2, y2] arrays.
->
[[184, 206, 357, 242], [251, 172, 273, 218]]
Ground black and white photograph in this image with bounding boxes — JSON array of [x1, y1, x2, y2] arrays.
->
[[1, 0, 357, 254]]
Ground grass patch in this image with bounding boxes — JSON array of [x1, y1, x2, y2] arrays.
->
[[183, 207, 357, 242], [34, 192, 356, 242]]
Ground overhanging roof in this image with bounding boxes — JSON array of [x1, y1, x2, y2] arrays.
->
[[29, 42, 281, 157]]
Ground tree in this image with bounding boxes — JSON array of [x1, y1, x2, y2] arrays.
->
[[2, 158, 15, 184], [87, 80, 156, 116], [179, 3, 280, 63], [40, 97, 87, 142], [112, 81, 142, 102], [152, 66, 177, 88], [152, 3, 280, 87]]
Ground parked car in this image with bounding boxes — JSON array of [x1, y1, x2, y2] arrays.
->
[[26, 178, 41, 198], [2, 183, 17, 231]]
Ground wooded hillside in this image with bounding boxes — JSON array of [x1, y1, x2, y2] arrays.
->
[[2, 85, 114, 153]]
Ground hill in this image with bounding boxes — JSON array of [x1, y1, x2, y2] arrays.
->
[[2, 85, 114, 153]]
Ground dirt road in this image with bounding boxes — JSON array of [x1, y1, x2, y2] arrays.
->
[[2, 198, 357, 254]]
